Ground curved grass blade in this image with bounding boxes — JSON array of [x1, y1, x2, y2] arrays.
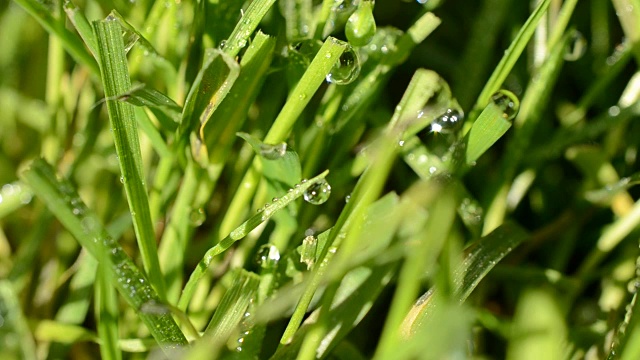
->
[[20, 158, 188, 351], [400, 222, 529, 336], [178, 170, 330, 311], [470, 0, 550, 121], [93, 18, 166, 298]]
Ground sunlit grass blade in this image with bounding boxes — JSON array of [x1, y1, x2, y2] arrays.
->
[[63, 0, 97, 57], [93, 18, 166, 298], [178, 170, 330, 310], [218, 37, 346, 237], [222, 0, 276, 58], [20, 158, 188, 350], [185, 270, 260, 358]]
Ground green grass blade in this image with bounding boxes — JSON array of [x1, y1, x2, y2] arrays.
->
[[222, 0, 276, 58], [178, 170, 330, 310], [95, 264, 122, 360], [218, 37, 346, 237], [470, 0, 550, 119], [400, 222, 529, 336], [0, 280, 37, 360], [63, 0, 98, 57], [92, 18, 166, 298], [464, 93, 516, 165], [13, 0, 99, 75], [20, 158, 188, 350]]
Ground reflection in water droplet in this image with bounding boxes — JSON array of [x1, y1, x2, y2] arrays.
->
[[189, 208, 206, 226], [490, 89, 520, 121], [255, 244, 280, 269], [427, 109, 464, 134], [564, 31, 587, 61], [260, 142, 287, 160], [326, 44, 361, 85], [346, 0, 376, 46], [303, 179, 332, 205], [219, 40, 227, 50]]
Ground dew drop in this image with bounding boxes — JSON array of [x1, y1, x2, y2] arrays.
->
[[189, 208, 206, 226], [255, 244, 281, 269], [490, 89, 520, 121], [303, 179, 332, 205], [219, 40, 227, 50], [260, 142, 287, 160], [119, 176, 125, 184], [345, 0, 376, 47], [564, 31, 587, 61], [429, 109, 464, 134], [333, 0, 359, 14], [326, 44, 361, 85], [345, 194, 351, 203], [237, 38, 247, 49]]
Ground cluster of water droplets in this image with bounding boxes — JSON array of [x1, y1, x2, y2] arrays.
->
[[234, 298, 255, 353], [0, 182, 33, 206]]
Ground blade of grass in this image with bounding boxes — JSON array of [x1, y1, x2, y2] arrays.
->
[[0, 280, 37, 360], [20, 158, 188, 350], [469, 0, 550, 124], [218, 37, 346, 237], [95, 264, 122, 360], [13, 0, 99, 75], [92, 18, 166, 298], [222, 0, 276, 58], [399, 222, 529, 336], [178, 170, 330, 310]]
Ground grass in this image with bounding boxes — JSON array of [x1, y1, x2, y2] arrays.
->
[[1, 0, 640, 359]]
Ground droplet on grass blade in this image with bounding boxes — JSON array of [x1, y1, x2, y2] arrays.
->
[[490, 89, 520, 121], [326, 43, 361, 85], [426, 109, 464, 134], [303, 179, 332, 205], [255, 244, 280, 269], [189, 208, 206, 226], [564, 31, 586, 61], [259, 142, 287, 160], [345, 0, 376, 47]]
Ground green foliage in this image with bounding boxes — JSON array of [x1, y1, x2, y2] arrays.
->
[[3, 0, 640, 359]]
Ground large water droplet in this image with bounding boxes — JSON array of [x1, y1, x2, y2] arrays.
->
[[255, 244, 281, 269], [490, 89, 520, 121], [334, 0, 359, 14], [326, 44, 361, 85], [189, 208, 206, 226], [260, 142, 287, 160], [345, 0, 376, 47], [303, 179, 332, 205], [564, 31, 586, 61], [427, 108, 464, 134]]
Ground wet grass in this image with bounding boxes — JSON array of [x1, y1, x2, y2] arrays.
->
[[1, 0, 640, 359]]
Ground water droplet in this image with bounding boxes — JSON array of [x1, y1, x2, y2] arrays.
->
[[303, 179, 332, 205], [490, 90, 520, 121], [237, 38, 247, 49], [260, 142, 287, 160], [255, 244, 280, 269], [272, 197, 279, 202], [429, 109, 464, 134], [345, 194, 351, 203], [119, 176, 125, 184], [345, 0, 376, 47], [564, 31, 586, 61], [334, 0, 359, 14], [219, 40, 227, 49], [608, 105, 621, 116], [326, 44, 361, 85], [189, 208, 206, 226]]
